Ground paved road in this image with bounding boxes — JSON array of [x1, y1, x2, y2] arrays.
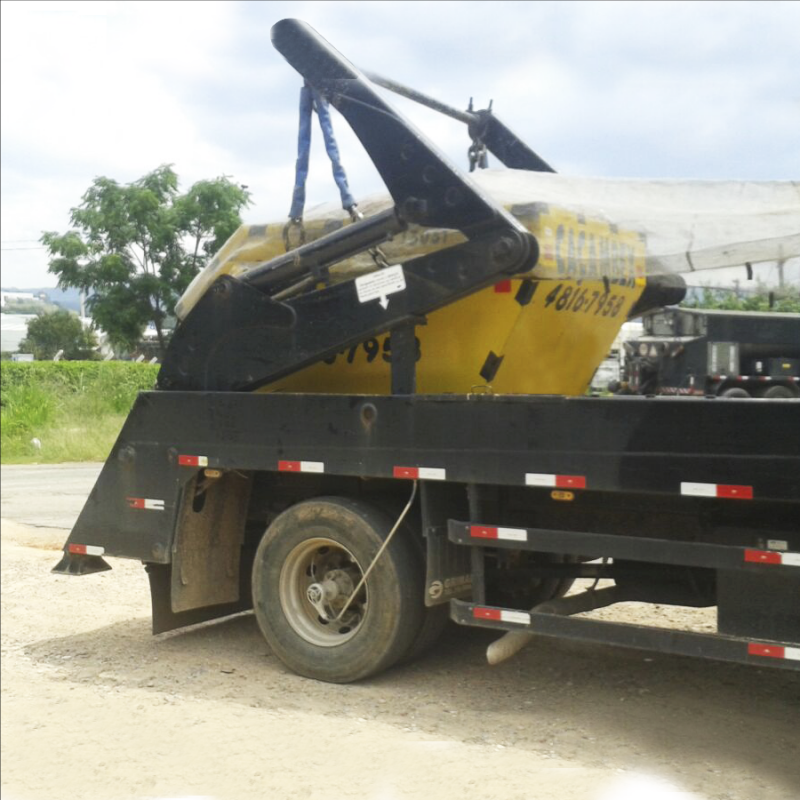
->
[[1, 462, 102, 531]]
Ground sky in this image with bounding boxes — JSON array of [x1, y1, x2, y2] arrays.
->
[[2, 0, 799, 290]]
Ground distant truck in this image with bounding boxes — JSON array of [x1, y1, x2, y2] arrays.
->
[[615, 307, 800, 398], [589, 320, 643, 393]]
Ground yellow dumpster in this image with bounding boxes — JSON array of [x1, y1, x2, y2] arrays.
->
[[176, 178, 647, 396]]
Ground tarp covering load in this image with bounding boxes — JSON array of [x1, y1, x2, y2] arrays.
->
[[476, 172, 800, 275], [177, 171, 800, 319], [174, 172, 800, 397]]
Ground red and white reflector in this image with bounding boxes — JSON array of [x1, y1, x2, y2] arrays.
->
[[68, 543, 105, 556], [127, 497, 165, 511], [178, 455, 208, 467], [473, 607, 531, 625], [744, 549, 800, 567], [393, 466, 446, 480], [470, 525, 528, 542], [681, 482, 753, 500], [526, 473, 586, 489], [748, 643, 800, 662], [278, 460, 325, 473]]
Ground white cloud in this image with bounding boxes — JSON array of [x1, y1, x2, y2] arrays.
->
[[2, 0, 798, 288]]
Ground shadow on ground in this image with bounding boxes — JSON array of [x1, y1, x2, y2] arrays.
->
[[24, 610, 800, 796]]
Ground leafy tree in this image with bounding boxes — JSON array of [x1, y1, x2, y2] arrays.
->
[[42, 166, 251, 357], [18, 310, 98, 361], [172, 178, 252, 273]]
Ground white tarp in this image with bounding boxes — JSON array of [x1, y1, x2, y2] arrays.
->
[[177, 169, 799, 319], [471, 170, 800, 273]]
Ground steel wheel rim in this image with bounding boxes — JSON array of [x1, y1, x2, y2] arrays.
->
[[279, 537, 368, 647]]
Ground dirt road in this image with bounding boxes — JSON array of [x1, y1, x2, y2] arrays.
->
[[1, 465, 799, 800]]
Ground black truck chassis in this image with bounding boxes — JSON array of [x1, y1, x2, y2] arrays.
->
[[55, 391, 800, 675]]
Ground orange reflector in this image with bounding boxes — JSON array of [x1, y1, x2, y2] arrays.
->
[[551, 490, 575, 502]]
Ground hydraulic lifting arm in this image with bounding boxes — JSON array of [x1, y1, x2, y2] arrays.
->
[[361, 69, 555, 174], [157, 19, 539, 393]]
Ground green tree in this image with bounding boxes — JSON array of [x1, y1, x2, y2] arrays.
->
[[18, 310, 98, 361], [172, 177, 252, 274], [41, 166, 250, 357]]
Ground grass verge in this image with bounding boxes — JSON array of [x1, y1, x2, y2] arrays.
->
[[1, 362, 159, 464]]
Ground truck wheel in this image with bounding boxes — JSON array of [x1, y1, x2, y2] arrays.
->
[[401, 604, 450, 664], [251, 497, 424, 683], [719, 387, 750, 398], [487, 551, 575, 610], [763, 385, 796, 399]]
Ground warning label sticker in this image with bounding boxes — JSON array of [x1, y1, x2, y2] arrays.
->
[[355, 265, 406, 309]]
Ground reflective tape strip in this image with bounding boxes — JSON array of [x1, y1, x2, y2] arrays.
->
[[681, 482, 716, 497], [717, 484, 753, 499], [127, 497, 165, 511], [278, 460, 324, 473], [494, 280, 512, 293], [473, 607, 531, 625], [681, 482, 753, 499], [745, 549, 800, 567], [393, 466, 446, 480], [178, 455, 208, 467], [748, 643, 800, 661], [470, 525, 528, 542], [68, 544, 105, 556], [526, 473, 586, 489]]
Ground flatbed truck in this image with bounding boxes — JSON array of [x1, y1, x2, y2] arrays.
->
[[54, 20, 800, 683]]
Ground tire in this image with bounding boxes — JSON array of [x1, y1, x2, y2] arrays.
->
[[401, 603, 450, 664], [251, 496, 425, 683], [763, 385, 796, 399], [380, 510, 449, 666], [486, 551, 575, 610], [719, 387, 750, 398]]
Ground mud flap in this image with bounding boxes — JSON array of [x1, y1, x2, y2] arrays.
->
[[147, 562, 254, 635], [170, 471, 252, 613], [420, 482, 472, 606], [717, 569, 800, 642]]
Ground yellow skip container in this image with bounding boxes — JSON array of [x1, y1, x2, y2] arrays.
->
[[176, 174, 652, 397]]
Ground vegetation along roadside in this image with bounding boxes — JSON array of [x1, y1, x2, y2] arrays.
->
[[1, 361, 159, 464]]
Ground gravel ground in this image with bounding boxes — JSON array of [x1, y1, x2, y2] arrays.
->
[[1, 468, 799, 800]]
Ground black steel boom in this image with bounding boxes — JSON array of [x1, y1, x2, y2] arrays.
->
[[158, 19, 540, 393]]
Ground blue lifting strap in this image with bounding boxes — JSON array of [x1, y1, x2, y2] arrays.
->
[[288, 83, 356, 222]]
